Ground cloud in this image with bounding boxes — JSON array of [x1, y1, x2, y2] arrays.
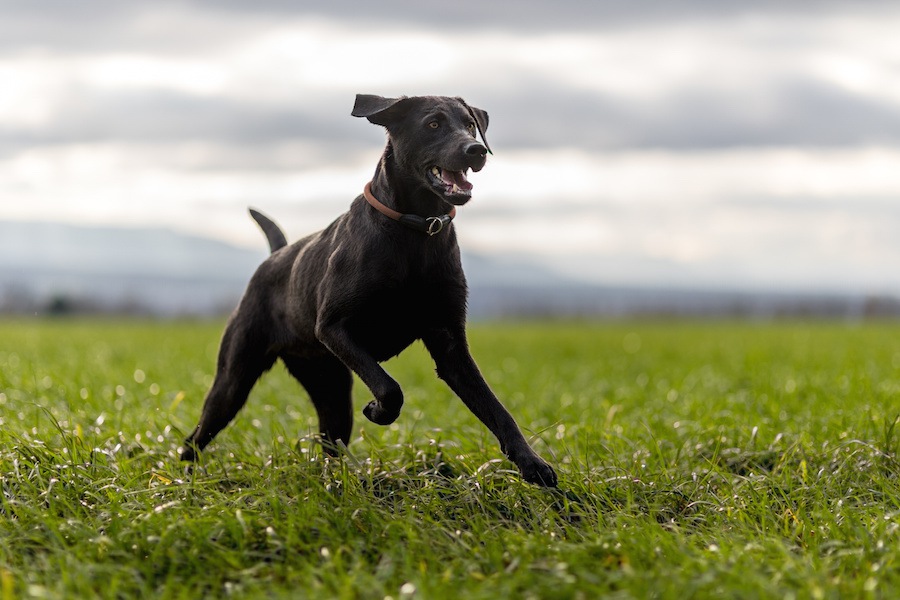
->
[[3, 1, 900, 294], [3, 90, 357, 146], [459, 146, 900, 293], [6, 0, 886, 39], [6, 7, 900, 155], [475, 147, 900, 205]]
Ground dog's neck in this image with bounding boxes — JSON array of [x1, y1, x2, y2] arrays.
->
[[364, 181, 455, 236], [369, 148, 455, 218]]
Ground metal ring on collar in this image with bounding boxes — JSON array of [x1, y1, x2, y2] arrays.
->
[[426, 216, 445, 236]]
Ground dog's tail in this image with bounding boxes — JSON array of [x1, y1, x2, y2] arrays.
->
[[249, 208, 288, 253]]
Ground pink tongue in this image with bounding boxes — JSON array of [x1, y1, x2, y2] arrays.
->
[[441, 170, 473, 191]]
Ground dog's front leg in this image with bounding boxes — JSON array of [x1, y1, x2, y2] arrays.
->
[[423, 327, 558, 487], [315, 316, 403, 426]]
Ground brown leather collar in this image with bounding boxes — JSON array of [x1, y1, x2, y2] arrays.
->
[[363, 181, 456, 236]]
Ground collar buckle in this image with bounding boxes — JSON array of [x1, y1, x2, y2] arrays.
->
[[426, 216, 446, 236]]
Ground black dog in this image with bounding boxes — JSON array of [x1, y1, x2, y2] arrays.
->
[[180, 94, 557, 487]]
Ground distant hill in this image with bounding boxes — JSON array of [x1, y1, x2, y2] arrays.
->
[[0, 221, 572, 317], [1, 221, 896, 319], [0, 221, 266, 315]]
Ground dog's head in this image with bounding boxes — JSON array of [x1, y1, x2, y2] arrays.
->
[[352, 94, 490, 205]]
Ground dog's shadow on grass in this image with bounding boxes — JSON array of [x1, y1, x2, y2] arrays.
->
[[184, 436, 868, 535], [181, 439, 595, 530]]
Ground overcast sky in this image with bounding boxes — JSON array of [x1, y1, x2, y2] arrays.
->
[[2, 1, 900, 293]]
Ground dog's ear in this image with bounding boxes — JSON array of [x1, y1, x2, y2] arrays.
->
[[461, 101, 492, 155], [352, 94, 410, 127]]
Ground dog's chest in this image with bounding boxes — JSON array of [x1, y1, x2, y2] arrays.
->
[[346, 278, 464, 361]]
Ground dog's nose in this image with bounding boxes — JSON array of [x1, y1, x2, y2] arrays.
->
[[465, 142, 487, 157]]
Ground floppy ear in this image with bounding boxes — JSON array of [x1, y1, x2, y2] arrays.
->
[[463, 102, 492, 155], [351, 94, 410, 127]]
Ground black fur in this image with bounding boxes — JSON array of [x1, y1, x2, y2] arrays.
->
[[180, 94, 557, 487]]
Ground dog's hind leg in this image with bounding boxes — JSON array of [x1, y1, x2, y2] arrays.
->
[[280, 355, 354, 455], [180, 317, 277, 461]]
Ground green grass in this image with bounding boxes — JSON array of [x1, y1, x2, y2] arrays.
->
[[2, 319, 900, 598]]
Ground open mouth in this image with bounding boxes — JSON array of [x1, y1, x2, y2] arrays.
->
[[429, 166, 473, 199]]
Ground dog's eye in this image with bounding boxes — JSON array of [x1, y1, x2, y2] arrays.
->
[[467, 122, 476, 132], [428, 121, 439, 129]]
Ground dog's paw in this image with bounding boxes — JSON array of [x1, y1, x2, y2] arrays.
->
[[179, 446, 197, 462], [520, 458, 558, 487], [363, 400, 400, 425]]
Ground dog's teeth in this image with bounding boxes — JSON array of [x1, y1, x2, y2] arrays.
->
[[432, 167, 441, 177]]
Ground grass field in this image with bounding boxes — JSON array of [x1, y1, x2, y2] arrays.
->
[[2, 318, 900, 599]]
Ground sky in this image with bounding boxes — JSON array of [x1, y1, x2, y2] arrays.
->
[[2, 1, 900, 294]]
